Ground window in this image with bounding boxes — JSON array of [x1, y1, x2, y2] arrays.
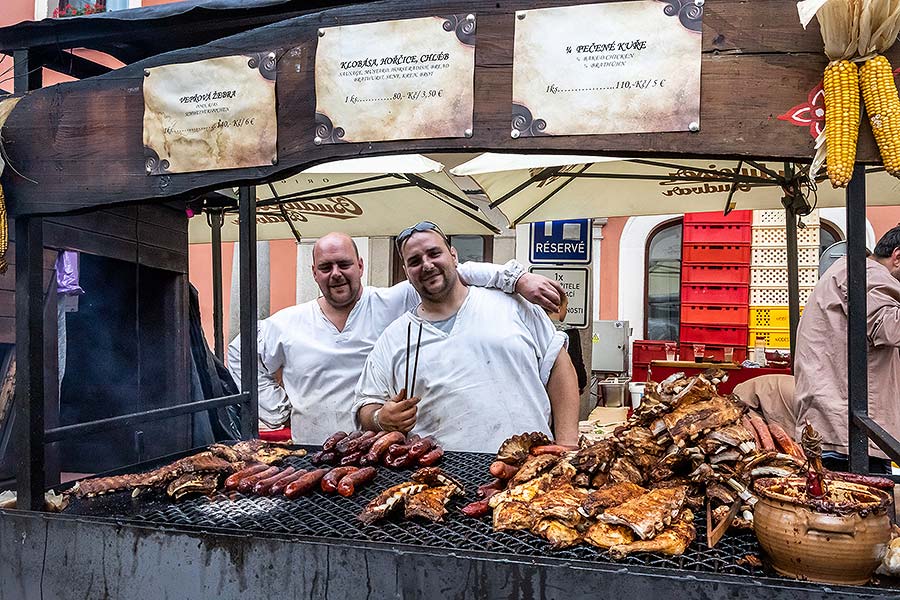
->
[[818, 219, 843, 258], [644, 219, 682, 341]]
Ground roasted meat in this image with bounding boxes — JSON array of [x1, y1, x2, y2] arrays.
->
[[607, 456, 645, 485], [509, 454, 561, 486], [527, 485, 587, 528], [209, 440, 307, 464], [662, 396, 743, 445], [404, 485, 458, 522], [598, 486, 687, 539], [488, 474, 552, 508], [496, 432, 552, 465], [410, 467, 464, 494], [493, 500, 536, 531], [609, 510, 696, 558], [358, 482, 427, 524], [166, 472, 221, 500], [531, 518, 582, 549], [583, 521, 635, 549], [571, 439, 615, 475], [580, 482, 648, 518]]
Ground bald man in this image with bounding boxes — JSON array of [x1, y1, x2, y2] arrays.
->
[[231, 232, 565, 445]]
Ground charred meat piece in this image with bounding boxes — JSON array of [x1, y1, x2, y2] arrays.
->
[[547, 459, 577, 487], [410, 467, 464, 494], [616, 427, 666, 457], [166, 472, 221, 500], [609, 510, 696, 558], [531, 518, 583, 549], [358, 482, 427, 524], [662, 396, 743, 445], [404, 485, 458, 522], [527, 485, 587, 528], [580, 482, 648, 518], [583, 521, 635, 549], [599, 486, 687, 540], [702, 423, 757, 453], [508, 454, 561, 487], [496, 432, 552, 465], [209, 440, 308, 464], [488, 474, 552, 508], [608, 456, 645, 485], [492, 500, 536, 531], [570, 439, 615, 475]]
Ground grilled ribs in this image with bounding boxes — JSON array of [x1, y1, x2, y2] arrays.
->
[[404, 485, 458, 522], [580, 482, 648, 519], [598, 486, 687, 539], [358, 482, 427, 524], [531, 518, 582, 549], [583, 520, 635, 549], [662, 396, 743, 445], [608, 510, 696, 558]]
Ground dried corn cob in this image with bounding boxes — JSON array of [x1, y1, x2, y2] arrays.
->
[[823, 59, 860, 187], [860, 54, 900, 177]]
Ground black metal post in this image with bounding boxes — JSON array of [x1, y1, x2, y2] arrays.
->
[[783, 164, 801, 359], [846, 164, 868, 474], [210, 210, 225, 361], [15, 217, 45, 511], [238, 186, 258, 439], [13, 49, 42, 93]]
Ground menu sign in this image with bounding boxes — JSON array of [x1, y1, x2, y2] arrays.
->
[[314, 15, 476, 143], [143, 53, 279, 174], [512, 1, 702, 137]]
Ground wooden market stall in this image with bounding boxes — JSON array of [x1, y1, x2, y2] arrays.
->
[[0, 1, 897, 598]]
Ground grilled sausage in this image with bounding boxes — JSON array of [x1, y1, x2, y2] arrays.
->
[[344, 431, 376, 454], [749, 414, 777, 452], [387, 443, 410, 459], [335, 431, 365, 454], [322, 431, 348, 451], [253, 467, 297, 496], [224, 464, 269, 490], [408, 437, 435, 460], [321, 466, 359, 493], [384, 450, 414, 469], [270, 469, 308, 496], [417, 446, 444, 467], [237, 466, 280, 493], [826, 470, 896, 490], [367, 431, 405, 461], [356, 431, 387, 454], [336, 466, 377, 497], [284, 468, 331, 499], [477, 479, 503, 498], [311, 450, 338, 465], [460, 497, 493, 518], [530, 445, 570, 456], [340, 451, 363, 466], [489, 461, 520, 480]]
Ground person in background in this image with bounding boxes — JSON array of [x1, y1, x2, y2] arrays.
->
[[794, 226, 900, 474], [546, 292, 588, 395], [229, 231, 565, 445], [732, 374, 797, 435], [354, 221, 581, 452]]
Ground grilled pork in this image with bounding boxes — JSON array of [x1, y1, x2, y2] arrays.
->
[[404, 485, 458, 522], [662, 396, 743, 445], [166, 472, 221, 500], [493, 500, 536, 531], [608, 510, 696, 558], [598, 486, 687, 539], [580, 482, 648, 519], [527, 485, 587, 528], [509, 454, 561, 486], [531, 518, 582, 549], [583, 521, 635, 549], [358, 482, 427, 524]]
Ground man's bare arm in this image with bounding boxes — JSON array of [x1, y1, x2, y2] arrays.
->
[[546, 350, 580, 446]]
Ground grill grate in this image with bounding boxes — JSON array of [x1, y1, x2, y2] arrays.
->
[[66, 451, 768, 576]]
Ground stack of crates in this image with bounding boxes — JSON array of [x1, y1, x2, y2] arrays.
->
[[747, 209, 820, 353], [631, 340, 674, 382], [679, 211, 752, 362]]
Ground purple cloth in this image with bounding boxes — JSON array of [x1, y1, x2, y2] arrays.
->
[[56, 251, 84, 295]]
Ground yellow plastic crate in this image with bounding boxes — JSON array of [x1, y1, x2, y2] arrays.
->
[[749, 327, 791, 349], [749, 306, 803, 329]]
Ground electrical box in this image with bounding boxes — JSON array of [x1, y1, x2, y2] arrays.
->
[[591, 320, 630, 373]]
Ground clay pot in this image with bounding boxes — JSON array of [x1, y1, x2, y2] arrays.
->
[[753, 478, 892, 585]]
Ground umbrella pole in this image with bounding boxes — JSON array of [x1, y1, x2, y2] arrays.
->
[[783, 163, 801, 361], [209, 209, 225, 361]]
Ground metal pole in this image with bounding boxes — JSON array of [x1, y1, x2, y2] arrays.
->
[[783, 165, 801, 359], [238, 186, 258, 439], [210, 210, 225, 361], [15, 217, 45, 511], [846, 164, 868, 474]]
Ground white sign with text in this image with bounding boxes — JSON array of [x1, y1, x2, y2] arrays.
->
[[529, 266, 590, 329]]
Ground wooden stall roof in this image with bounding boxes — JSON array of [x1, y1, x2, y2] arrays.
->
[[0, 0, 892, 217]]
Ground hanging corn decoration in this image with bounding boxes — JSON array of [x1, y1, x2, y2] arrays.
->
[[823, 59, 860, 187], [860, 54, 900, 177]]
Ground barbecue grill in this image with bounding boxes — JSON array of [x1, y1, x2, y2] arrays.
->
[[10, 449, 890, 600]]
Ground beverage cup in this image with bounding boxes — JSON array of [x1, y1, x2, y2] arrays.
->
[[723, 346, 734, 363], [693, 344, 705, 363], [664, 342, 676, 361]]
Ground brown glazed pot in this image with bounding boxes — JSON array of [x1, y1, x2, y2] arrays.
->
[[753, 478, 892, 585]]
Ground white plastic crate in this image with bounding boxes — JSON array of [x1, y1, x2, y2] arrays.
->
[[750, 266, 818, 287], [751, 245, 819, 267], [752, 225, 819, 247], [752, 209, 820, 227], [750, 286, 814, 305]]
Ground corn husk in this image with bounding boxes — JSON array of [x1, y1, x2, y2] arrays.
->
[[799, 0, 862, 59], [859, 0, 900, 55]]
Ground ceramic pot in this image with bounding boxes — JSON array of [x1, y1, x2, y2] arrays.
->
[[753, 479, 892, 585]]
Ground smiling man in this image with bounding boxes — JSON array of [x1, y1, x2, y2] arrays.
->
[[354, 222, 581, 452], [232, 231, 566, 445]]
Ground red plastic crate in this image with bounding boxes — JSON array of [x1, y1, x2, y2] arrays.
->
[[683, 224, 752, 244], [683, 210, 753, 225], [681, 304, 749, 326], [680, 324, 749, 346], [682, 243, 751, 264], [632, 340, 676, 364], [681, 284, 749, 304], [682, 264, 751, 285], [631, 364, 650, 382], [703, 345, 749, 363]]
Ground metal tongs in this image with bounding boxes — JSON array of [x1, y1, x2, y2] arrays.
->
[[405, 321, 424, 397]]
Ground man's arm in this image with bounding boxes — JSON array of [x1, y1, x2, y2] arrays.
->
[[546, 349, 581, 446], [457, 260, 564, 312], [867, 277, 900, 347], [226, 333, 290, 429]]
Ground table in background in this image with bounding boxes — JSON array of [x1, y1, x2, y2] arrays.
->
[[646, 361, 792, 395]]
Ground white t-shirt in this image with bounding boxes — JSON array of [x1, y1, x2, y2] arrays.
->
[[354, 286, 566, 453], [226, 321, 290, 431], [229, 261, 525, 445]]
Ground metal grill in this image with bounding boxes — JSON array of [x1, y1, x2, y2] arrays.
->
[[63, 450, 774, 578]]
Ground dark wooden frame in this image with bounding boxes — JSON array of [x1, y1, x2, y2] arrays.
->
[[643, 217, 682, 341]]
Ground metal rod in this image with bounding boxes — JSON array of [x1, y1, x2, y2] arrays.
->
[[852, 412, 900, 465], [210, 210, 225, 361], [846, 164, 868, 474], [43, 393, 250, 443], [514, 164, 592, 225], [783, 164, 801, 360], [238, 185, 259, 439]]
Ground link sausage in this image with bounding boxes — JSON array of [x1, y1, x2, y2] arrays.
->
[[340, 451, 363, 466], [367, 431, 405, 460], [270, 469, 308, 496], [384, 450, 414, 469], [356, 431, 387, 454], [489, 461, 520, 480], [344, 431, 376, 454], [311, 450, 338, 465], [322, 431, 348, 452], [237, 466, 280, 493], [284, 468, 331, 499], [335, 431, 365, 454], [321, 466, 359, 493], [387, 443, 410, 459], [417, 446, 444, 467], [253, 467, 297, 496], [224, 464, 269, 490], [337, 466, 377, 497], [460, 497, 493, 518], [408, 437, 435, 461], [530, 445, 570, 456]]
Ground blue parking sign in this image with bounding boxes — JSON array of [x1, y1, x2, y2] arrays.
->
[[529, 219, 592, 264]]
